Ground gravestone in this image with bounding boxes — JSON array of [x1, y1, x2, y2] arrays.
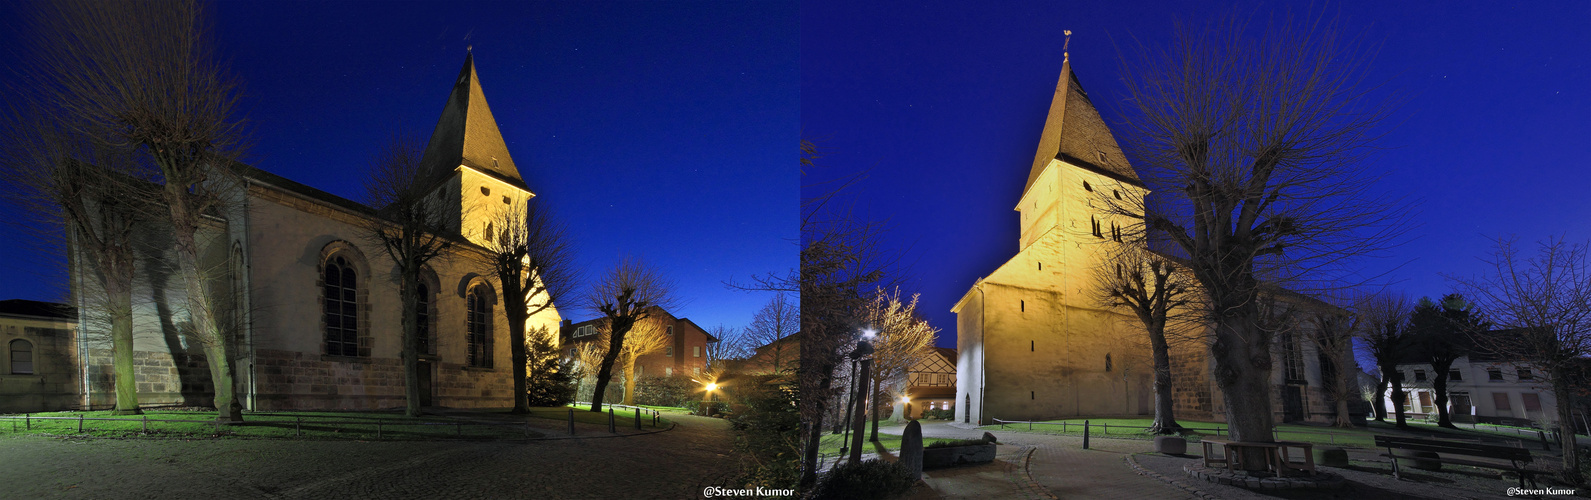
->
[[901, 420, 924, 481]]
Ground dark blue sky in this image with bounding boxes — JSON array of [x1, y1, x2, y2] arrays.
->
[[0, 1, 797, 330], [801, 1, 1591, 348]]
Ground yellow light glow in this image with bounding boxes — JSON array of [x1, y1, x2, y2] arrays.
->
[[706, 383, 718, 392], [901, 396, 910, 404]]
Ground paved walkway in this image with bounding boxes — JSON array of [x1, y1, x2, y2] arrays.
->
[[0, 413, 738, 499], [877, 421, 1197, 499]]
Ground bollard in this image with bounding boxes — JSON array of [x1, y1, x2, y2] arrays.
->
[[377, 423, 383, 440], [25, 413, 29, 430], [568, 408, 576, 435], [295, 417, 301, 437], [608, 408, 616, 433], [1103, 423, 1109, 436], [79, 415, 84, 433], [1028, 420, 1032, 431], [1083, 420, 1090, 449], [524, 419, 531, 439], [634, 408, 641, 430], [143, 415, 148, 433], [214, 419, 220, 434]]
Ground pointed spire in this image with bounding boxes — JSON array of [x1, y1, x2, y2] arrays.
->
[[418, 52, 528, 192], [1022, 36, 1139, 197]]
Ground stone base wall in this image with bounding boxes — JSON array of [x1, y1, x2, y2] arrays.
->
[[82, 348, 213, 409], [1170, 345, 1214, 419], [253, 349, 512, 410]]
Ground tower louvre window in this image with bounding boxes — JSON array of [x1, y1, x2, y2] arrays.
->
[[1091, 216, 1103, 238], [502, 195, 510, 205], [1105, 353, 1112, 372], [480, 186, 491, 196]]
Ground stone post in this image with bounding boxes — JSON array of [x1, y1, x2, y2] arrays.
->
[[901, 420, 924, 482]]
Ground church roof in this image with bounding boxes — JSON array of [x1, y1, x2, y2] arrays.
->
[[418, 53, 529, 193], [1023, 59, 1141, 197]]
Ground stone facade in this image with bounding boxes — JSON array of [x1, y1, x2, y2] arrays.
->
[[66, 54, 559, 412], [0, 301, 79, 413]]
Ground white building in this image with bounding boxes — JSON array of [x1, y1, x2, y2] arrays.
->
[[1383, 355, 1558, 428]]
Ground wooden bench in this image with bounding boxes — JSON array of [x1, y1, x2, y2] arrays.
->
[[1201, 437, 1316, 476], [1374, 435, 1540, 488]]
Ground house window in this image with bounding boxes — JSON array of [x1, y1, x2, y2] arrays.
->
[[693, 346, 701, 358], [666, 346, 673, 357], [1417, 392, 1432, 407], [1450, 370, 1462, 381], [1517, 368, 1533, 381], [1493, 392, 1511, 411], [1522, 393, 1542, 411], [667, 325, 673, 336], [9, 339, 33, 374], [1489, 369, 1504, 381], [417, 282, 432, 355], [1414, 370, 1427, 382], [574, 325, 596, 338], [466, 285, 492, 368], [1281, 332, 1305, 382], [324, 255, 360, 357]]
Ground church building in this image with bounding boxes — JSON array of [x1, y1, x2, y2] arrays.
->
[[953, 52, 1355, 427], [70, 54, 562, 411]]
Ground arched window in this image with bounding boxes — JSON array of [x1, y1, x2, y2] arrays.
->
[[324, 255, 360, 357], [10, 339, 33, 374], [466, 286, 492, 368]]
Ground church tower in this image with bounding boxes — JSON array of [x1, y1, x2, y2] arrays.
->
[[417, 53, 534, 247], [953, 43, 1155, 425]]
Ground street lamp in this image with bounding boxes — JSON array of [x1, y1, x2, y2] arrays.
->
[[703, 381, 718, 417]]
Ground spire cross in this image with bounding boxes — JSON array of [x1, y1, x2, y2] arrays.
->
[[1063, 30, 1072, 63]]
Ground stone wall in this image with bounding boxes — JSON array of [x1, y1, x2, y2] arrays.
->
[[81, 348, 213, 409], [0, 322, 79, 413], [1169, 344, 1213, 419], [253, 348, 512, 410]]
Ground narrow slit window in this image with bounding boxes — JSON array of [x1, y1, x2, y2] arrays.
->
[[1030, 340, 1034, 352], [1105, 353, 1113, 372], [1091, 216, 1103, 238], [1020, 300, 1025, 312], [1083, 181, 1093, 192]]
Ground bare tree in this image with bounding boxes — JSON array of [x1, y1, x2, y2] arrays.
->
[[363, 134, 452, 418], [1357, 291, 1414, 427], [1109, 14, 1402, 456], [1407, 294, 1486, 429], [744, 293, 800, 375], [23, 0, 253, 422], [571, 338, 608, 400], [583, 259, 676, 412], [0, 103, 155, 415], [860, 287, 937, 441], [1092, 244, 1201, 434], [1451, 236, 1591, 485], [704, 324, 748, 373], [483, 198, 577, 413], [1303, 300, 1358, 428], [615, 320, 670, 406]]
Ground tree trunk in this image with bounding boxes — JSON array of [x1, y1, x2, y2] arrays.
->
[[1330, 352, 1353, 428], [103, 265, 141, 415], [400, 265, 421, 418], [622, 357, 638, 406], [588, 321, 631, 412], [1433, 370, 1453, 429], [501, 269, 530, 414], [1210, 314, 1275, 471], [1373, 376, 1388, 421], [1388, 368, 1408, 428], [1555, 372, 1583, 485], [167, 195, 240, 423], [799, 375, 832, 489], [1148, 325, 1180, 434], [868, 376, 882, 441]]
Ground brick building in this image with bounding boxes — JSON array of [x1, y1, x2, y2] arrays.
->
[[561, 307, 718, 380]]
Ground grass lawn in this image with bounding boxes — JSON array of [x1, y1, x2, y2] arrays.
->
[[979, 417, 1574, 449], [635, 405, 691, 413], [813, 432, 970, 457], [0, 406, 661, 440]]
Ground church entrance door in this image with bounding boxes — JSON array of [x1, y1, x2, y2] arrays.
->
[[417, 361, 433, 407], [1282, 385, 1305, 422]]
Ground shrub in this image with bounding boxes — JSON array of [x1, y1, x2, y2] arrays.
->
[[635, 375, 695, 407], [724, 378, 800, 494], [923, 408, 954, 420], [810, 459, 916, 500], [683, 400, 730, 416], [925, 438, 988, 449], [525, 330, 576, 407]]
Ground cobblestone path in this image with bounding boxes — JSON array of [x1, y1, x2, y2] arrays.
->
[[0, 413, 738, 500]]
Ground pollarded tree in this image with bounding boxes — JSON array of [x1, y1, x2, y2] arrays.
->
[[483, 198, 577, 414], [1304, 301, 1359, 428], [616, 319, 670, 406], [1109, 13, 1402, 456], [1092, 243, 1201, 434], [584, 259, 676, 412], [25, 0, 254, 423], [363, 134, 452, 418], [0, 103, 155, 415], [1357, 291, 1414, 427], [860, 287, 937, 441], [1452, 236, 1591, 484], [1407, 294, 1487, 429]]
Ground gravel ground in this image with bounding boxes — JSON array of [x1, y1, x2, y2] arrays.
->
[[0, 413, 739, 500], [1131, 450, 1566, 500]]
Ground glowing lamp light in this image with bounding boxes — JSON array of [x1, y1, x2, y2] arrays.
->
[[861, 328, 877, 339], [901, 396, 910, 404], [706, 382, 719, 392]]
